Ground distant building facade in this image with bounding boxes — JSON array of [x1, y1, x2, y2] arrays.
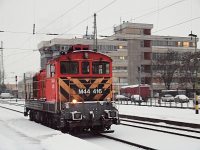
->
[[109, 22, 199, 94], [37, 22, 199, 95]]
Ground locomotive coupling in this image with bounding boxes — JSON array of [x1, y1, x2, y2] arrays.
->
[[71, 111, 82, 120]]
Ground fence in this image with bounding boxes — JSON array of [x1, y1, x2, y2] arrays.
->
[[115, 97, 196, 109]]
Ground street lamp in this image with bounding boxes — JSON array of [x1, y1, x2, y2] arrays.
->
[[188, 31, 198, 114], [15, 75, 18, 102], [138, 66, 141, 104]]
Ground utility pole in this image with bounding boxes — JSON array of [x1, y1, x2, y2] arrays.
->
[[93, 13, 98, 52], [15, 75, 18, 102], [188, 31, 198, 114], [138, 66, 141, 105], [0, 41, 4, 85]]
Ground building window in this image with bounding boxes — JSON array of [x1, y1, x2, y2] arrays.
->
[[144, 52, 151, 60], [141, 40, 151, 47], [120, 77, 128, 83], [142, 65, 151, 73], [119, 56, 125, 60], [145, 40, 151, 47], [183, 42, 189, 47], [177, 41, 182, 47], [119, 45, 123, 49], [143, 29, 151, 35], [144, 77, 151, 84], [189, 42, 195, 47], [113, 66, 127, 70]]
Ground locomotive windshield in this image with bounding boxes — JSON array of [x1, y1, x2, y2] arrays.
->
[[82, 62, 90, 74], [92, 61, 110, 74], [60, 61, 79, 74]]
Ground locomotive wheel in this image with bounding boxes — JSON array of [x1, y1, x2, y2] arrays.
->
[[29, 110, 34, 121], [91, 126, 105, 132]]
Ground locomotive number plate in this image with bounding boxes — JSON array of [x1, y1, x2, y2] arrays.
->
[[78, 89, 103, 94]]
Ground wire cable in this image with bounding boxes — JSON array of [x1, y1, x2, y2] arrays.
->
[[36, 0, 86, 33], [153, 16, 200, 33], [131, 0, 188, 21], [58, 0, 117, 36]]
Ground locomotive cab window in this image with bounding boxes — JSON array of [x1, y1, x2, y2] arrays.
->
[[92, 61, 110, 74], [60, 61, 79, 74], [46, 64, 55, 78], [82, 62, 90, 74]]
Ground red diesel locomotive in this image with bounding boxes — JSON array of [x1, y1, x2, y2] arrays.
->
[[24, 44, 119, 133]]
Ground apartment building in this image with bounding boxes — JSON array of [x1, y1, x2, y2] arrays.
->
[[109, 22, 198, 92]]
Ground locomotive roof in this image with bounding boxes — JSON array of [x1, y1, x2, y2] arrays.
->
[[64, 49, 111, 58], [48, 49, 112, 63]]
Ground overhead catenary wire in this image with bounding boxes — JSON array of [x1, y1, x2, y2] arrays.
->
[[98, 0, 188, 34], [3, 0, 86, 58], [58, 0, 117, 36], [130, 0, 188, 21], [0, 29, 83, 36], [2, 0, 118, 75], [36, 0, 86, 33], [153, 16, 200, 33]]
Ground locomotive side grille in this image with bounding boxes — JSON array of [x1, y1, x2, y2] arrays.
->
[[58, 77, 112, 102]]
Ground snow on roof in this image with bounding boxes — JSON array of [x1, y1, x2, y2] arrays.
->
[[121, 84, 150, 89], [115, 95, 128, 99]]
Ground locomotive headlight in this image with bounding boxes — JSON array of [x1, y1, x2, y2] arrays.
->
[[72, 99, 77, 104]]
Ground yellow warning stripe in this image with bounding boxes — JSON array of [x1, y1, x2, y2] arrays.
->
[[93, 94, 103, 100], [70, 78, 86, 89], [103, 78, 112, 89], [59, 92, 67, 102], [59, 79, 83, 101], [90, 78, 104, 89]]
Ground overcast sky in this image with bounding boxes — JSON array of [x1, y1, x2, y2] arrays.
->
[[0, 0, 199, 83]]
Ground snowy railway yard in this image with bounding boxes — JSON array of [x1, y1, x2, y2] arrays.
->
[[0, 99, 200, 150]]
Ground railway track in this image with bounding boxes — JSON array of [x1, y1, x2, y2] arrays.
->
[[98, 133, 156, 150], [1, 100, 200, 149], [0, 100, 24, 107], [0, 102, 157, 150], [121, 118, 200, 134], [119, 114, 200, 128], [120, 119, 200, 140], [0, 105, 24, 114]]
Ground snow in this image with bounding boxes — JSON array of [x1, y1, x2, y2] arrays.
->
[[174, 95, 189, 99], [0, 99, 200, 149], [0, 107, 108, 150], [115, 95, 128, 99], [121, 84, 150, 89], [117, 104, 200, 124], [109, 125, 200, 150]]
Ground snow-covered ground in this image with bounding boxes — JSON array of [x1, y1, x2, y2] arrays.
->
[[0, 107, 108, 150], [117, 104, 200, 124], [0, 99, 200, 150]]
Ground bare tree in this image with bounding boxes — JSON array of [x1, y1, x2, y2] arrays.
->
[[152, 50, 180, 90], [179, 51, 200, 91]]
